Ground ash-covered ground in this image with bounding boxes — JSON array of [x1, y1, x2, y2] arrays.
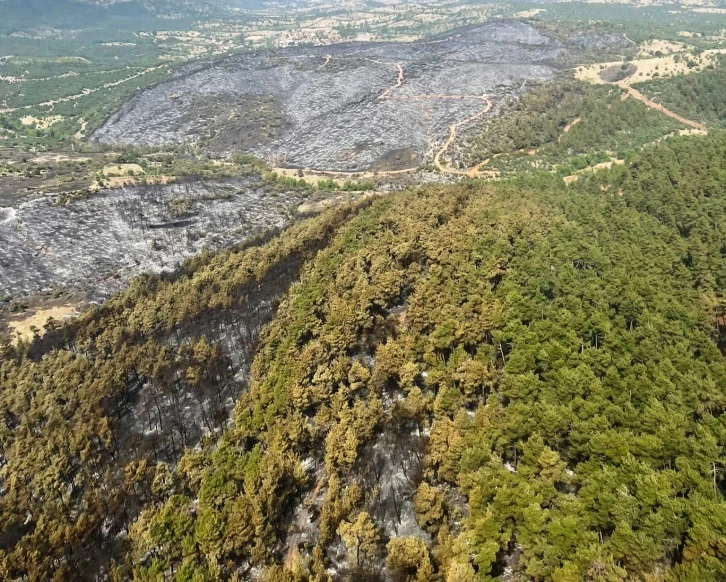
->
[[92, 21, 572, 172], [0, 177, 307, 299]]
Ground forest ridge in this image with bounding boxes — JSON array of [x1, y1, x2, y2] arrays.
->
[[2, 133, 726, 581], [2, 1, 726, 581]]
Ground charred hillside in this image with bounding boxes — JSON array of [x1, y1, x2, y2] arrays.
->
[[91, 21, 626, 172]]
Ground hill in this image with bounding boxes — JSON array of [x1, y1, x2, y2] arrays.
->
[[90, 21, 621, 173], [2, 131, 726, 581]]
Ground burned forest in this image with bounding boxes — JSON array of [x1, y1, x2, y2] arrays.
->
[[2, 3, 726, 582]]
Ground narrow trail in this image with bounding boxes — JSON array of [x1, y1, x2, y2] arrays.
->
[[617, 81, 707, 133], [469, 157, 497, 176], [376, 61, 404, 100], [370, 59, 494, 177], [317, 55, 331, 71], [312, 53, 707, 180], [559, 117, 581, 141], [432, 97, 493, 176], [311, 56, 496, 178]]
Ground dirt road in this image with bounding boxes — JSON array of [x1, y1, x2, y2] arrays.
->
[[432, 97, 492, 176], [310, 56, 496, 178], [317, 55, 331, 71], [373, 59, 494, 177], [617, 81, 707, 133], [559, 117, 581, 141], [377, 61, 404, 100]]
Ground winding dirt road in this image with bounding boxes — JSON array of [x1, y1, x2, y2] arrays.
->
[[432, 97, 493, 176], [310, 54, 709, 182], [308, 57, 495, 178], [559, 116, 581, 141], [317, 55, 332, 71], [376, 61, 404, 100], [616, 81, 707, 133], [372, 60, 494, 177]]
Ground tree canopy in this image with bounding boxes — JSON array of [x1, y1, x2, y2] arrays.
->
[[2, 132, 726, 581]]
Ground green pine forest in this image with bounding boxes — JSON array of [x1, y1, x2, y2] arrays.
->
[[457, 80, 685, 175], [2, 131, 726, 581], [633, 56, 726, 130]]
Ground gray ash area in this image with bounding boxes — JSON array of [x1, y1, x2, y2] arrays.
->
[[92, 21, 576, 172], [0, 177, 308, 299]]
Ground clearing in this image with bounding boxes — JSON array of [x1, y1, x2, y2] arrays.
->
[[7, 304, 78, 345], [20, 115, 63, 129], [575, 41, 720, 132]]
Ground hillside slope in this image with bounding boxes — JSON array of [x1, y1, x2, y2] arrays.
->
[[1, 133, 726, 581]]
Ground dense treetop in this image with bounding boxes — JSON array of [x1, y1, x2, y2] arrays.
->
[[1, 132, 726, 581]]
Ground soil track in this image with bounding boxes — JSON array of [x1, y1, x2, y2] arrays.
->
[[559, 116, 581, 140], [373, 59, 495, 177], [309, 57, 496, 178], [317, 55, 331, 71], [432, 97, 493, 176], [616, 81, 707, 133], [376, 61, 404, 100]]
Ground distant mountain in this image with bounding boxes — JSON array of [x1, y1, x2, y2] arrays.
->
[[0, 0, 233, 34], [68, 0, 281, 16], [71, 0, 299, 13], [70, 0, 228, 17], [0, 0, 149, 33], [0, 0, 298, 36], [0, 0, 298, 28]]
